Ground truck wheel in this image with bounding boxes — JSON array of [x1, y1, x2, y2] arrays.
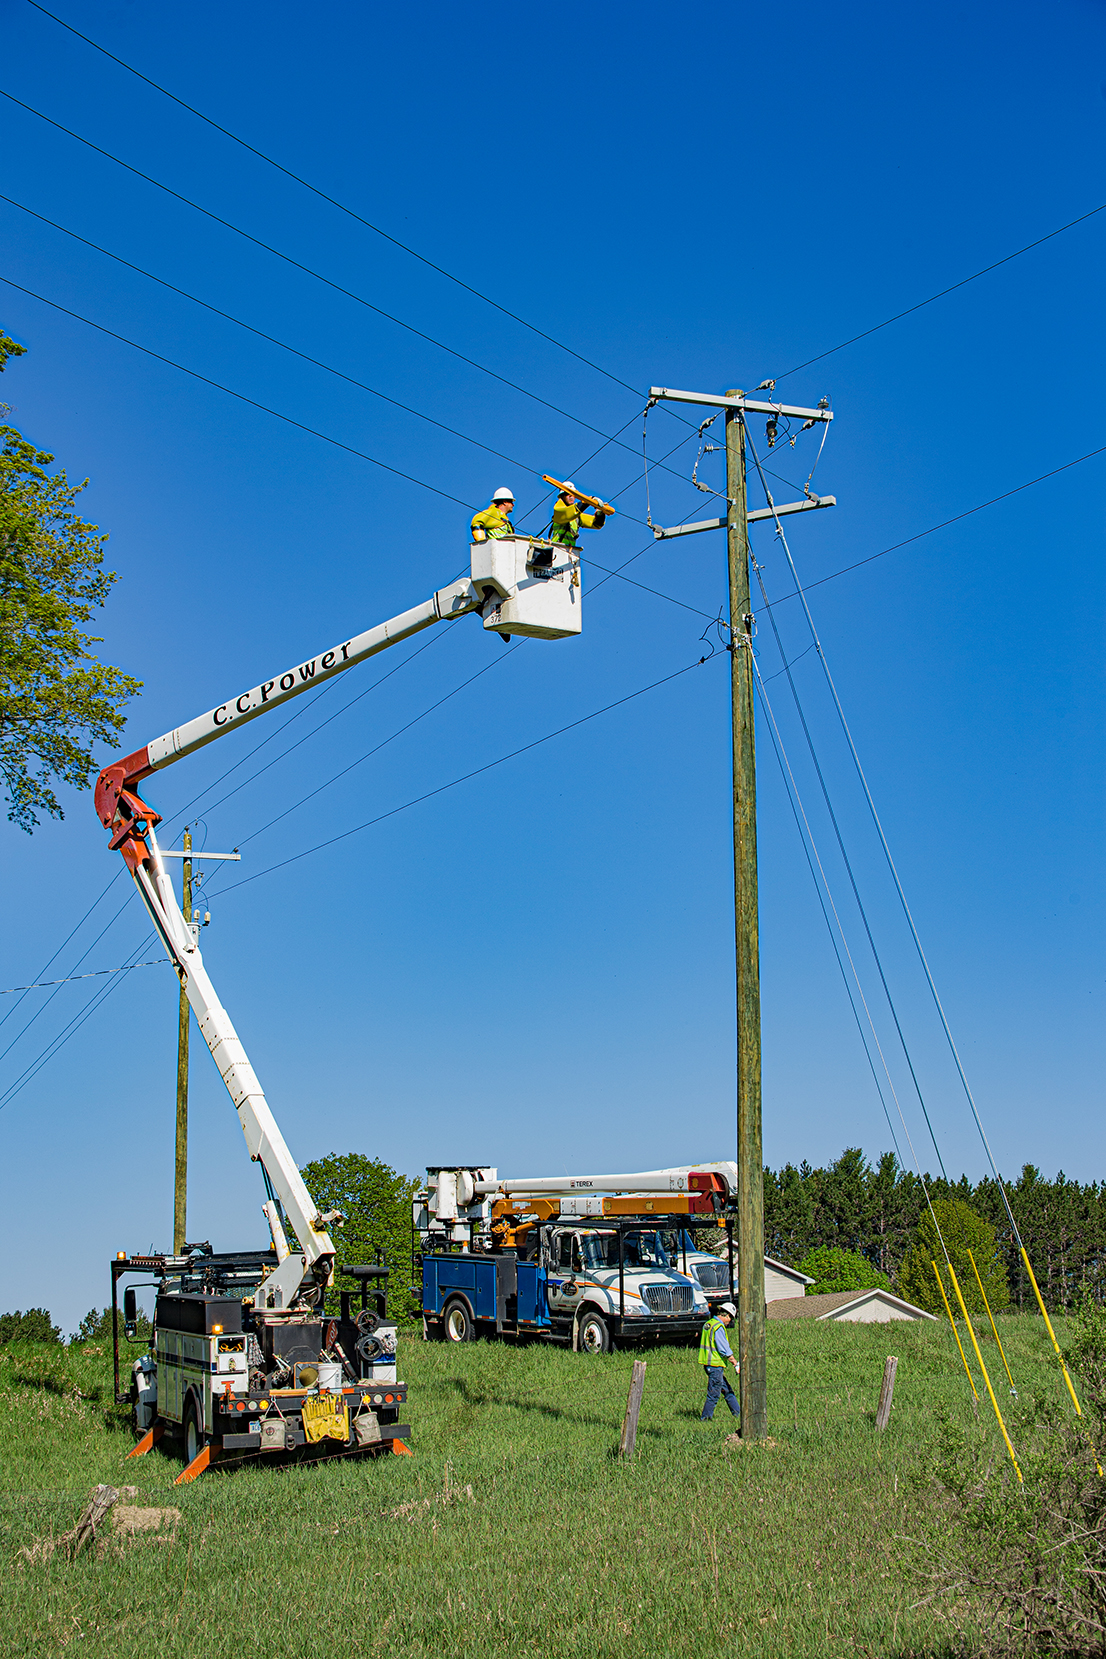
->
[[184, 1397, 206, 1465], [577, 1310, 611, 1355], [442, 1299, 476, 1343]]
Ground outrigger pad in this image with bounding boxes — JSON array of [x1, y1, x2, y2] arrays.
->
[[174, 1444, 211, 1485], [127, 1423, 164, 1459]]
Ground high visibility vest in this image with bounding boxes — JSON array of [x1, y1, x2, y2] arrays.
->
[[547, 499, 600, 546], [471, 504, 516, 540], [699, 1315, 729, 1367]]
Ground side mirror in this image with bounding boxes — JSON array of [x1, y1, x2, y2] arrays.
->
[[123, 1287, 137, 1339]]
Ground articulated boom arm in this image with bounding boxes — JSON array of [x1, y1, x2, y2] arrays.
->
[[95, 546, 582, 1307]]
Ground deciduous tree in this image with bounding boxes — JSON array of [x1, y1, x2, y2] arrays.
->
[[0, 331, 140, 831]]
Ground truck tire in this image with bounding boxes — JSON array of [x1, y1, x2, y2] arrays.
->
[[442, 1299, 476, 1343], [184, 1396, 206, 1466], [577, 1309, 612, 1355]]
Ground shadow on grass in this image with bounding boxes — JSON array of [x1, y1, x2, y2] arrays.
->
[[438, 1373, 613, 1431]]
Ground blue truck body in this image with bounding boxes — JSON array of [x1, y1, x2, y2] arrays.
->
[[422, 1253, 550, 1332]]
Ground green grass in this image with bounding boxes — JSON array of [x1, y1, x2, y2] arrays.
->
[[0, 1316, 1074, 1658]]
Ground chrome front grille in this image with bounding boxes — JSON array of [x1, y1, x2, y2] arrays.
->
[[693, 1261, 729, 1291], [641, 1283, 695, 1314]]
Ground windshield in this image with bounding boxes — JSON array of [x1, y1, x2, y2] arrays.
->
[[578, 1231, 671, 1270]]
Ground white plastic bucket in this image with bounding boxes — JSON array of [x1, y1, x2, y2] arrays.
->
[[317, 1361, 343, 1393]]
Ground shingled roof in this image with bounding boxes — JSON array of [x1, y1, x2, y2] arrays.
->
[[766, 1288, 935, 1322]]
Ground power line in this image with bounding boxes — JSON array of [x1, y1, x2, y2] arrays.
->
[[0, 934, 157, 1112], [764, 444, 1106, 606], [744, 434, 949, 1178], [0, 868, 121, 1031], [213, 653, 718, 896], [1, 655, 719, 1110], [0, 960, 166, 994], [0, 90, 692, 474], [0, 191, 621, 486], [752, 657, 904, 1165], [0, 273, 474, 505], [769, 202, 1106, 383], [23, 0, 647, 402]]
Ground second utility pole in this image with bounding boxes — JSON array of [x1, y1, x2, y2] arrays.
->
[[725, 397, 767, 1440], [174, 827, 192, 1253]]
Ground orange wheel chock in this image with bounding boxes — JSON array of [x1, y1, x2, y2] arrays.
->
[[390, 1439, 414, 1457]]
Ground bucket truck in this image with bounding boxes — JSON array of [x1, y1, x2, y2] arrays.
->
[[96, 534, 582, 1479], [413, 1163, 740, 1353]]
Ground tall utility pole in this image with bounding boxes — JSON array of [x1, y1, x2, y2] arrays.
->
[[160, 836, 241, 1253], [724, 397, 767, 1439], [174, 827, 192, 1253], [647, 384, 836, 1439]]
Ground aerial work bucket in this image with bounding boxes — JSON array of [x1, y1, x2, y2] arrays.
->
[[470, 536, 582, 640]]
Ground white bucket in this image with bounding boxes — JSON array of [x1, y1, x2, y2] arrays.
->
[[317, 1361, 343, 1393]]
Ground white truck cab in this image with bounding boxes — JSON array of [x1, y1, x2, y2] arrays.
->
[[544, 1225, 709, 1353]]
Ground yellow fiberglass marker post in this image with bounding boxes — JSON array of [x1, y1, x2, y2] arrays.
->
[[967, 1247, 1017, 1397], [1020, 1247, 1084, 1415], [932, 1259, 978, 1401], [1019, 1246, 1103, 1476], [947, 1262, 1022, 1483]]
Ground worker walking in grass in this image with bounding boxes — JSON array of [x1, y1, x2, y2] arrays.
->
[[699, 1301, 740, 1423], [470, 487, 517, 542]]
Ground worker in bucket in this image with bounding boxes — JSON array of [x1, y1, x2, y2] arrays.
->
[[699, 1301, 740, 1423], [546, 482, 610, 549], [470, 487, 517, 542]]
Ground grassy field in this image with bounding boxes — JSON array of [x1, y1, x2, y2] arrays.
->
[[0, 1314, 1074, 1658]]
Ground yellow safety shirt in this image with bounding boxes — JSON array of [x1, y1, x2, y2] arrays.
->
[[471, 504, 516, 541], [548, 498, 602, 546]]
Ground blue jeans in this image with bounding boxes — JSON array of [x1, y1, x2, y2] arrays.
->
[[701, 1365, 740, 1421]]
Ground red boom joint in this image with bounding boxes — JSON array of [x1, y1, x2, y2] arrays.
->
[[94, 746, 158, 874]]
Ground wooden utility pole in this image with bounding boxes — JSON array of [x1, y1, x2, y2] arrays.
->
[[725, 398, 768, 1440], [646, 381, 835, 1444], [174, 827, 192, 1254]]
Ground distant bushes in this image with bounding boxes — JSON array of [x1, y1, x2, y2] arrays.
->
[[0, 1308, 61, 1344], [797, 1245, 891, 1295]]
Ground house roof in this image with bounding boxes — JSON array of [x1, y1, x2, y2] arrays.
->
[[707, 1250, 814, 1286], [766, 1288, 936, 1322]]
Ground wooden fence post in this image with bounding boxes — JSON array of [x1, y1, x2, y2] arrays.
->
[[875, 1356, 898, 1431], [619, 1359, 647, 1458]]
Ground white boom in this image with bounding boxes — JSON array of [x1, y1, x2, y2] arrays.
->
[[95, 539, 583, 1308]]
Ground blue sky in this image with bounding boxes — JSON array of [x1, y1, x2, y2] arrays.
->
[[1, 0, 1102, 1330]]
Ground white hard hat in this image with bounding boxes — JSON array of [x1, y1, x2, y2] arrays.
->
[[492, 486, 514, 502], [719, 1301, 737, 1318], [561, 480, 577, 491]]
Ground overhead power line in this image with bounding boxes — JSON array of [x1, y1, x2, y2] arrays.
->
[[0, 960, 166, 994], [766, 444, 1106, 607], [770, 202, 1105, 383], [0, 90, 688, 473], [23, 0, 645, 401], [0, 273, 475, 505], [0, 194, 705, 517], [213, 653, 719, 896], [20, 6, 1102, 428]]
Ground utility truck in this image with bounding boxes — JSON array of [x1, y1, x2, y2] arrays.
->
[[413, 1164, 739, 1353], [95, 531, 581, 1479]]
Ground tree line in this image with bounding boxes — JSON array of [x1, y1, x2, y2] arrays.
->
[[764, 1149, 1104, 1311]]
